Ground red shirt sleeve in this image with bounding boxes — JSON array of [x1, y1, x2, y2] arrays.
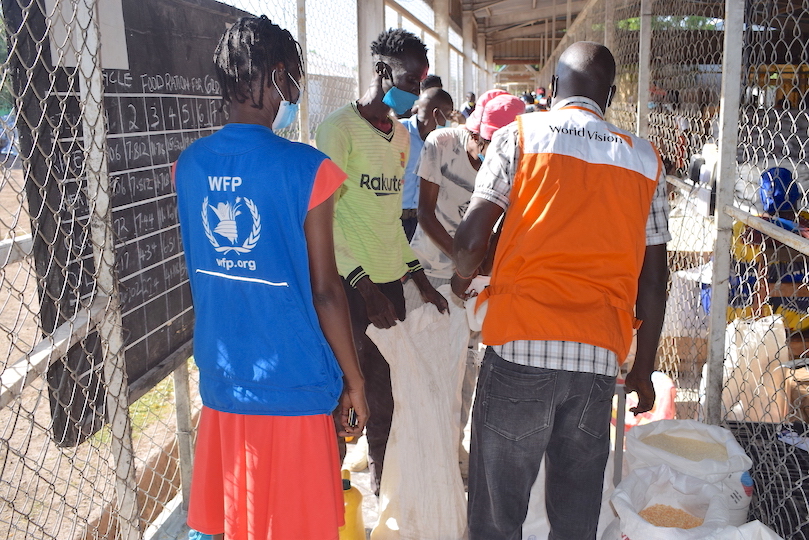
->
[[308, 158, 347, 210]]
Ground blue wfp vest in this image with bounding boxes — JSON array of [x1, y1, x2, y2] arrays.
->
[[175, 123, 343, 415]]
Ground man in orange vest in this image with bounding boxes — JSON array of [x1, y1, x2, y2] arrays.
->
[[452, 41, 670, 540]]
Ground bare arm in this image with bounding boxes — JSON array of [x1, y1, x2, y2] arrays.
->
[[410, 268, 448, 313], [417, 179, 454, 258], [451, 197, 504, 297], [305, 195, 368, 436], [625, 243, 668, 414], [479, 225, 502, 276]]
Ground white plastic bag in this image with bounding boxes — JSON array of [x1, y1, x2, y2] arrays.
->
[[661, 264, 710, 339], [716, 316, 789, 423], [367, 286, 469, 540], [609, 464, 731, 540], [463, 275, 490, 331], [625, 420, 753, 526], [715, 521, 785, 540]]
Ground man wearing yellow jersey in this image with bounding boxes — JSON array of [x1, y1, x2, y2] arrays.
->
[[316, 28, 447, 495]]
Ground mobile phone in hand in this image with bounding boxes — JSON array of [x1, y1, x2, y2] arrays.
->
[[348, 407, 358, 428]]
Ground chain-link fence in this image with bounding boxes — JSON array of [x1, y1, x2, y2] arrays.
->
[[0, 0, 358, 538], [0, 0, 490, 538], [3, 0, 809, 539], [544, 1, 809, 538]]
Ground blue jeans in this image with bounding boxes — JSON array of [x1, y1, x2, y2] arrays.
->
[[468, 348, 616, 540]]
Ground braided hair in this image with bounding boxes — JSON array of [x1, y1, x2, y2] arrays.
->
[[370, 28, 427, 62], [213, 15, 303, 108]]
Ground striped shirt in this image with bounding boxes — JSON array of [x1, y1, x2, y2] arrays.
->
[[316, 103, 422, 285], [474, 97, 671, 376]]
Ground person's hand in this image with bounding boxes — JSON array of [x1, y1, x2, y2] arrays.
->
[[410, 269, 448, 313], [420, 283, 449, 313], [334, 384, 368, 437], [624, 369, 656, 415], [451, 272, 475, 300], [356, 277, 399, 328]]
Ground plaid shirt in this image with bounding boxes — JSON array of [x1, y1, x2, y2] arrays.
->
[[476, 97, 671, 376]]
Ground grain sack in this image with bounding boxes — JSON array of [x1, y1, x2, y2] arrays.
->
[[641, 433, 728, 462], [638, 504, 704, 529], [714, 520, 785, 540], [625, 420, 753, 526], [367, 286, 469, 540], [703, 316, 790, 423], [605, 464, 731, 540]]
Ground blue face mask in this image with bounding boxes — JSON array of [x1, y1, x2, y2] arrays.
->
[[436, 111, 452, 129], [273, 101, 299, 131], [271, 70, 302, 131], [478, 153, 485, 163], [382, 85, 419, 115]]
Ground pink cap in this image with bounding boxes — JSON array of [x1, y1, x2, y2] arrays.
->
[[465, 89, 507, 134], [466, 91, 525, 140]]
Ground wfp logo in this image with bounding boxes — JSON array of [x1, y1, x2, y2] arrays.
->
[[202, 196, 261, 254]]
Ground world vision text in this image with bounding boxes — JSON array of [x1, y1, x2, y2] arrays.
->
[[549, 125, 624, 144]]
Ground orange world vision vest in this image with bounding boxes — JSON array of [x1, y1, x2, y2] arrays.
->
[[477, 104, 662, 362]]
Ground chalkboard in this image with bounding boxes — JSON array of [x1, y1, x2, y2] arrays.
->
[[5, 0, 250, 445], [107, 0, 248, 391]]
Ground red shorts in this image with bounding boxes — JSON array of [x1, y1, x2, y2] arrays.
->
[[187, 407, 344, 540]]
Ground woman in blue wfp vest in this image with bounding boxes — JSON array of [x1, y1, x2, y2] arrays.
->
[[174, 16, 367, 540]]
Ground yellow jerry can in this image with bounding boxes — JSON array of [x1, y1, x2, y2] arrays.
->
[[338, 469, 365, 540]]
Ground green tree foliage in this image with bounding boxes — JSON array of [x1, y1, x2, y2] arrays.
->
[[618, 16, 723, 31], [0, 14, 15, 115]]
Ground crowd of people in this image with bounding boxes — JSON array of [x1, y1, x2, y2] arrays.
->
[[174, 15, 670, 540]]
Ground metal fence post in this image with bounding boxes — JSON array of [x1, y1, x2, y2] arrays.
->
[[173, 359, 195, 512], [636, 0, 652, 137], [297, 0, 311, 143], [705, 0, 745, 426], [604, 0, 614, 51], [76, 0, 140, 537]]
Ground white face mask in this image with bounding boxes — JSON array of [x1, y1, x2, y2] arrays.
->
[[271, 70, 302, 131], [436, 110, 452, 129]]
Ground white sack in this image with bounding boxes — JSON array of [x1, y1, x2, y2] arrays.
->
[[661, 265, 710, 339], [368, 286, 469, 540], [715, 521, 785, 540], [608, 464, 731, 540], [625, 420, 753, 526], [463, 275, 490, 331], [714, 316, 789, 423]]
